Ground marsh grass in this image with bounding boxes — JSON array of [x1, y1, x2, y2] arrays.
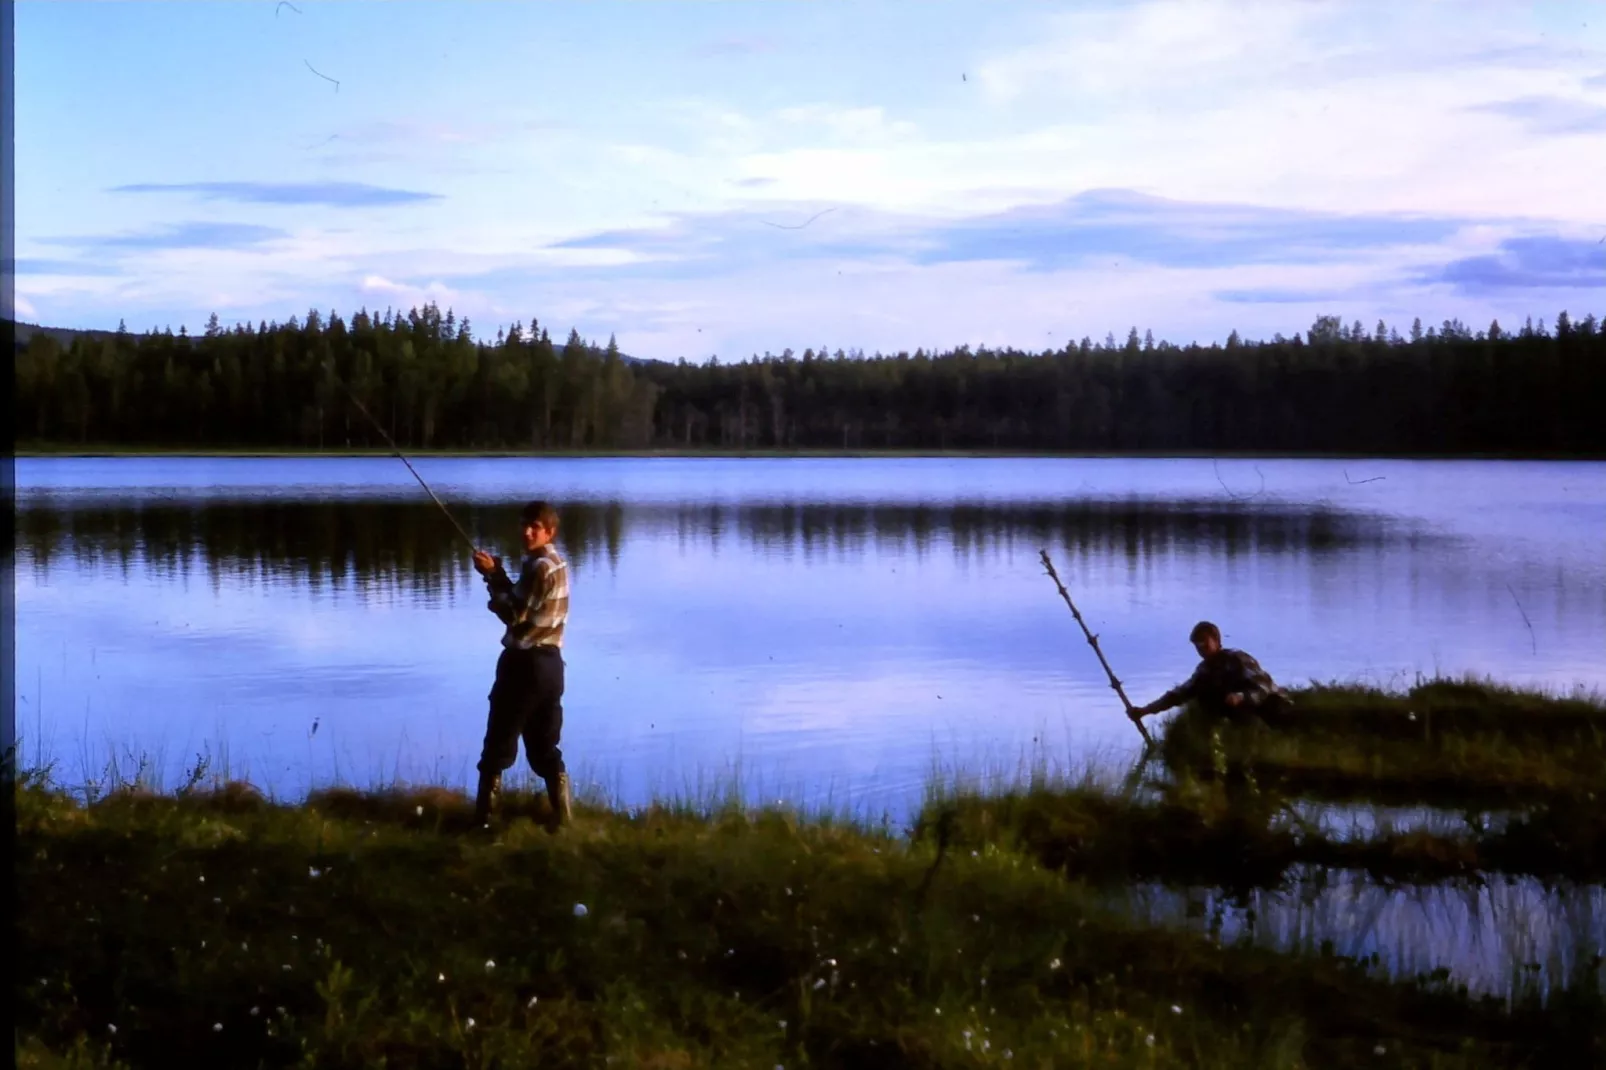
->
[[13, 677, 1605, 1067], [1157, 676, 1606, 810], [13, 772, 1602, 1066], [915, 779, 1606, 887]]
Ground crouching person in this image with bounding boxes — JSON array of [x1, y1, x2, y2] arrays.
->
[[1134, 621, 1293, 727]]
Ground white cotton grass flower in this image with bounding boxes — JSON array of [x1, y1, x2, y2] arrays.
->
[[438, 972, 446, 982], [574, 903, 588, 917], [417, 805, 424, 816], [213, 1023, 223, 1033], [108, 1024, 118, 1035], [466, 1017, 476, 1030], [309, 867, 322, 878], [1375, 1046, 1387, 1056], [528, 995, 539, 1008], [813, 978, 826, 990], [1172, 1004, 1183, 1015], [1146, 1034, 1155, 1047], [250, 1006, 259, 1016], [485, 959, 496, 972], [1050, 958, 1062, 969]]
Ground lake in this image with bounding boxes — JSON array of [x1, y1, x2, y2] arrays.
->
[[12, 456, 1606, 825]]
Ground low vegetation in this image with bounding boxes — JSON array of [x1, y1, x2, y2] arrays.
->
[[13, 678, 1604, 1068]]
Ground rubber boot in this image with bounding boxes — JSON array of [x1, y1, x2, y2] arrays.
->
[[546, 771, 572, 827], [473, 771, 502, 826]]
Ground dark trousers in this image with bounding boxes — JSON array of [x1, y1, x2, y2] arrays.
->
[[478, 646, 566, 782]]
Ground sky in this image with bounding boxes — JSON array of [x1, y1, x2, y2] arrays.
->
[[11, 0, 1606, 361]]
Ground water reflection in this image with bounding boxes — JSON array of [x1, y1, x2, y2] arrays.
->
[[15, 497, 1431, 596], [15, 458, 1606, 844], [1116, 870, 1605, 1001]]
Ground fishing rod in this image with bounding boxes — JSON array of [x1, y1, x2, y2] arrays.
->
[[323, 363, 481, 556], [1039, 548, 1153, 746]]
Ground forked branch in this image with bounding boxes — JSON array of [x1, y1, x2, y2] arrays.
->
[[1039, 549, 1153, 746]]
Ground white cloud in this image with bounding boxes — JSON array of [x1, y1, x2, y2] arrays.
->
[[579, 8, 1604, 228], [19, 0, 1604, 346], [975, 1, 1320, 105], [359, 274, 472, 310], [9, 291, 39, 321]]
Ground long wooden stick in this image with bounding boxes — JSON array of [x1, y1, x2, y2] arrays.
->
[[1039, 549, 1153, 746]]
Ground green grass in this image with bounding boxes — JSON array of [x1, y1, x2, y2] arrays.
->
[[913, 778, 1605, 889], [13, 677, 1606, 1066], [14, 764, 1604, 1069], [908, 677, 1605, 887], [1159, 678, 1606, 811]]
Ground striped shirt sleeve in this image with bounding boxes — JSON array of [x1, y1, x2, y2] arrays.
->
[[1153, 662, 1207, 713], [485, 549, 568, 648]]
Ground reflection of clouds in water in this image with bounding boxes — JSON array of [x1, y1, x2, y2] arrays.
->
[[1115, 873, 1606, 1000]]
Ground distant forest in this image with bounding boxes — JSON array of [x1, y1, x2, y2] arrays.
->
[[12, 305, 1605, 454]]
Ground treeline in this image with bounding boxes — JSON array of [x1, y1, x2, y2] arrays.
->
[[12, 306, 1606, 454]]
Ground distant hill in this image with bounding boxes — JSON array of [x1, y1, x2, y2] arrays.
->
[[11, 321, 124, 351], [8, 320, 657, 364]]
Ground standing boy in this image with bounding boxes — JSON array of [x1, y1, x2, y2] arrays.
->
[[470, 500, 571, 827]]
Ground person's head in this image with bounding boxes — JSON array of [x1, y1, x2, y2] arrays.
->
[[520, 500, 560, 552], [1189, 620, 1222, 658]]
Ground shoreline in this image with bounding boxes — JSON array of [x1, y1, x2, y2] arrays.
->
[[17, 674, 1604, 1066], [15, 445, 1606, 461]]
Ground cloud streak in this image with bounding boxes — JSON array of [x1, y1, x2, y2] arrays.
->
[[16, 258, 126, 277], [110, 181, 444, 207], [1429, 237, 1606, 294], [1465, 95, 1606, 135], [545, 190, 1472, 279], [41, 222, 289, 252]]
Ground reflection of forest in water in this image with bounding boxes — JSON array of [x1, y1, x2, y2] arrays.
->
[[15, 496, 1439, 596]]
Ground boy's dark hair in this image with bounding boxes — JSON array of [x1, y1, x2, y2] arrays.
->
[[521, 500, 560, 533], [1189, 621, 1221, 644]]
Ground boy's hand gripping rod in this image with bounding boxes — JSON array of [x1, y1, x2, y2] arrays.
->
[[1039, 549, 1154, 746]]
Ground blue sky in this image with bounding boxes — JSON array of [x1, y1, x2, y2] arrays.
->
[[12, 1, 1606, 360]]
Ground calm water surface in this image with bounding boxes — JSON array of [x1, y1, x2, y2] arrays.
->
[[14, 457, 1606, 823]]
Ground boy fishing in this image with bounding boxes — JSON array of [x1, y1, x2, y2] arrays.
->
[[470, 500, 572, 828]]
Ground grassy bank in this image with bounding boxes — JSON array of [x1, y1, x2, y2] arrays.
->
[[14, 771, 1602, 1070], [913, 677, 1606, 887], [915, 783, 1605, 889], [16, 677, 1605, 1067], [1157, 679, 1606, 810]]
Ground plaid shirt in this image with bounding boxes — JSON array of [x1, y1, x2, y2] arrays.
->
[[484, 545, 569, 650], [1152, 648, 1287, 714]]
